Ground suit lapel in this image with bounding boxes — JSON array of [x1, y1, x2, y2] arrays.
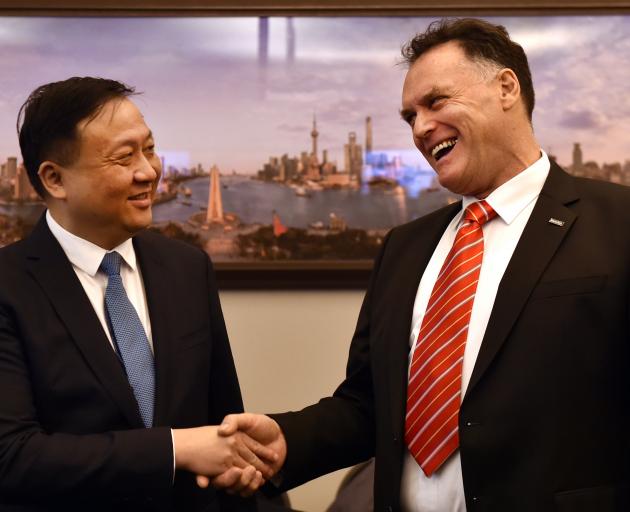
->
[[24, 217, 144, 427], [388, 202, 462, 436], [465, 163, 579, 399], [133, 233, 175, 427]]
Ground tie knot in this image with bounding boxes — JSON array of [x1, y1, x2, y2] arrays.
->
[[463, 200, 497, 227], [100, 251, 122, 277]]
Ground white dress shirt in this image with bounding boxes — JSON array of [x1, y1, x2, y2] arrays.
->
[[400, 152, 550, 512], [46, 210, 153, 352]]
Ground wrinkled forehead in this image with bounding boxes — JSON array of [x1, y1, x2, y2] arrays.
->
[[410, 42, 483, 79], [402, 43, 491, 100]]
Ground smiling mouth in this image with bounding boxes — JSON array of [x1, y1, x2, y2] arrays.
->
[[128, 192, 150, 201], [431, 138, 458, 161]]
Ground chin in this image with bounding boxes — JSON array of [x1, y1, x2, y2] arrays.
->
[[436, 164, 476, 196], [436, 173, 464, 195], [127, 215, 153, 234]]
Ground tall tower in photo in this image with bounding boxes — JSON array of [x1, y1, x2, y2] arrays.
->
[[206, 164, 224, 224], [572, 143, 583, 169], [365, 116, 373, 153], [306, 116, 321, 180], [311, 114, 319, 158]]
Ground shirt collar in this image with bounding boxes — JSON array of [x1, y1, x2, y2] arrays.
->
[[461, 150, 550, 225], [46, 210, 137, 277]]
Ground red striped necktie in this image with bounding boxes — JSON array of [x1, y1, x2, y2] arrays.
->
[[404, 200, 497, 476]]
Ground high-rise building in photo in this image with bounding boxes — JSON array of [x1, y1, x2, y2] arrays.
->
[[13, 164, 37, 201], [344, 132, 363, 184], [5, 157, 18, 180]]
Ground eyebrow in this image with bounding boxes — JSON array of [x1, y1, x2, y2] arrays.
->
[[400, 86, 445, 120], [111, 130, 154, 151]]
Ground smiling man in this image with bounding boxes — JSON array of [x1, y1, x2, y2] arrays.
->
[[0, 77, 276, 511], [215, 18, 630, 511]]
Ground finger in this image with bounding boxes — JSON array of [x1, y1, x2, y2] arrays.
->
[[218, 413, 259, 436], [241, 470, 264, 498], [241, 432, 279, 463], [237, 442, 273, 479], [218, 414, 240, 436], [210, 467, 243, 489], [196, 475, 210, 488], [232, 465, 257, 493]]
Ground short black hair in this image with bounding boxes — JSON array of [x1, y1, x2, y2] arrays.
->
[[402, 18, 535, 120], [17, 77, 136, 197]]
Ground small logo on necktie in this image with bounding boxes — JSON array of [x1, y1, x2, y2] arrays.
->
[[548, 218, 565, 227]]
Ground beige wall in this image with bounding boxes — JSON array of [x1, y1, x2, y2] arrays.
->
[[219, 289, 366, 512]]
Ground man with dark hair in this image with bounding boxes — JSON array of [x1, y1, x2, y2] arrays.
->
[[0, 77, 277, 511], [401, 18, 535, 120], [215, 18, 630, 511]]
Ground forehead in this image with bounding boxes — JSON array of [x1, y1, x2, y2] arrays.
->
[[402, 41, 478, 100], [76, 98, 150, 145]]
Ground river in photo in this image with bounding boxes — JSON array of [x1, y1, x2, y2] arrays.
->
[[153, 175, 455, 230]]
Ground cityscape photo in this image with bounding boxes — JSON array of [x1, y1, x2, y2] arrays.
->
[[1, 15, 629, 262]]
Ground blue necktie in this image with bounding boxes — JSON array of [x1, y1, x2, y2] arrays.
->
[[100, 251, 155, 427]]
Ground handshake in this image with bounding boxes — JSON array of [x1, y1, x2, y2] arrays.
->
[[173, 413, 286, 496]]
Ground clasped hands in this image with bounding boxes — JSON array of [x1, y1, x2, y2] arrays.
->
[[173, 413, 286, 497]]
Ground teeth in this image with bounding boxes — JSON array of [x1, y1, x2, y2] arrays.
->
[[431, 138, 458, 158]]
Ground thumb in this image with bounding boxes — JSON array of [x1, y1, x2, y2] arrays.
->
[[196, 475, 210, 488], [218, 413, 257, 436], [217, 414, 240, 436]]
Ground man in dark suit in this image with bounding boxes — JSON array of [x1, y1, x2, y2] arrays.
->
[[213, 18, 630, 511], [0, 77, 277, 511]]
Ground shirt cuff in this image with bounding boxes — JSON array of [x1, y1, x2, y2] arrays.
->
[[170, 428, 176, 484]]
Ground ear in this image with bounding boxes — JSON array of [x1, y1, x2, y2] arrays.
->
[[497, 68, 521, 111], [38, 161, 67, 199]]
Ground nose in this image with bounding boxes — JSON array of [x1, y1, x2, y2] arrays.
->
[[413, 111, 436, 143], [134, 153, 160, 183]]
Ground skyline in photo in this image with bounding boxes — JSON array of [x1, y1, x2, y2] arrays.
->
[[1, 15, 629, 174]]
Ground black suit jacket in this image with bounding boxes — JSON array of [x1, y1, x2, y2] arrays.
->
[[272, 163, 630, 511], [0, 218, 253, 511]]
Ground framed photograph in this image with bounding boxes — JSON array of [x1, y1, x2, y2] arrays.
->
[[1, 1, 629, 288]]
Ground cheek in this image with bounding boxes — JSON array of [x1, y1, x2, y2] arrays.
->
[[150, 154, 162, 172], [412, 134, 425, 153], [90, 186, 129, 211]]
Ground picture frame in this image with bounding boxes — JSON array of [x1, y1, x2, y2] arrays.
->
[[1, 0, 629, 289]]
